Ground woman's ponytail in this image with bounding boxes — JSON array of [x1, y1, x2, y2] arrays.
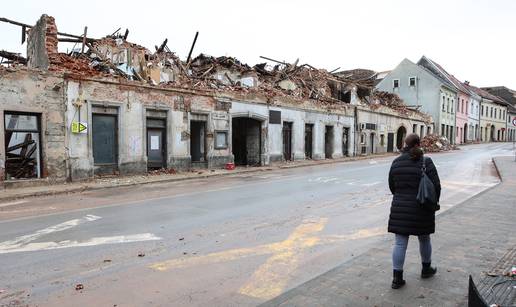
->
[[404, 133, 423, 161]]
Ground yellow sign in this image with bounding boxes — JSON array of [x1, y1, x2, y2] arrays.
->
[[71, 122, 87, 134]]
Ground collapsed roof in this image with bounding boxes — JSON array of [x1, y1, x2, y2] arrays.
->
[[0, 14, 429, 118]]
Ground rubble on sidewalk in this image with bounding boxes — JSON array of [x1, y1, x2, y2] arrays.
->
[[421, 134, 459, 152]]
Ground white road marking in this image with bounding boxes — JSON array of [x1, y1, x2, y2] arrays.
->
[[369, 160, 377, 164], [0, 233, 161, 254], [0, 200, 28, 208], [309, 176, 341, 183], [0, 214, 161, 254], [361, 181, 382, 187], [0, 215, 101, 248]]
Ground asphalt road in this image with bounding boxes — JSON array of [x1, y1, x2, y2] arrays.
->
[[0, 143, 512, 307]]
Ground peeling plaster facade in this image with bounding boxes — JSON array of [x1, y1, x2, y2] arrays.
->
[[0, 67, 360, 185], [356, 105, 431, 155], [0, 68, 67, 184]]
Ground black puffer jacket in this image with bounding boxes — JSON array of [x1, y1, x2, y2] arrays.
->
[[388, 150, 441, 235]]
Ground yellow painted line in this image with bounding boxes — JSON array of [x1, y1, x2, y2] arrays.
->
[[238, 218, 327, 299], [149, 221, 387, 300], [150, 244, 271, 271], [149, 218, 326, 272]]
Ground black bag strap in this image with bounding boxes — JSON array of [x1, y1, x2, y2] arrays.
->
[[421, 156, 427, 174]]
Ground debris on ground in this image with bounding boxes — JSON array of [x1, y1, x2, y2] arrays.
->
[[421, 134, 459, 152], [75, 284, 84, 291], [148, 168, 177, 176]]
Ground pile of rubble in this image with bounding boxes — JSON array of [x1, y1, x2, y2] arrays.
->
[[48, 53, 105, 77], [371, 91, 409, 113], [369, 90, 431, 121], [421, 134, 459, 152]]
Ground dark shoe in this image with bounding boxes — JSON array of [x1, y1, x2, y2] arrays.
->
[[391, 269, 406, 289], [421, 262, 437, 278]]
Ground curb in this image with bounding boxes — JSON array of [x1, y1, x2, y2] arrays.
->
[[0, 153, 396, 203], [491, 157, 503, 182]]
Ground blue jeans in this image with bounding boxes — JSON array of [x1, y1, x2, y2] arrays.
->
[[392, 234, 432, 271]]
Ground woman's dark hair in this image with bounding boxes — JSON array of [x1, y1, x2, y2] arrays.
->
[[404, 133, 423, 160]]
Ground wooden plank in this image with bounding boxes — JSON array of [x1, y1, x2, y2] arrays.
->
[[81, 26, 88, 54], [186, 31, 199, 65], [6, 139, 35, 153]]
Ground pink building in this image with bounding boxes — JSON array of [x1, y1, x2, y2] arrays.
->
[[451, 78, 470, 144], [454, 86, 469, 144]]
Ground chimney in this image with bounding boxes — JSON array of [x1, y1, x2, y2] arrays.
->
[[26, 14, 58, 70]]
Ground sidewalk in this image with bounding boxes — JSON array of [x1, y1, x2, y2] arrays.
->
[[0, 153, 395, 203], [262, 156, 516, 307]]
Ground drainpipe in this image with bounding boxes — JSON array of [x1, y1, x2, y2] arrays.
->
[[354, 105, 358, 157]]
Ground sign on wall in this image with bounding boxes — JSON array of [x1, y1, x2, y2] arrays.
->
[[71, 122, 88, 134], [269, 110, 281, 124], [513, 118, 516, 126]]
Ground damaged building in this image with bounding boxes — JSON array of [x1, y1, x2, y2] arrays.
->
[[0, 15, 432, 186], [337, 69, 433, 155]]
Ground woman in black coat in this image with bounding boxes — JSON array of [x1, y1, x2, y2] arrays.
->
[[388, 133, 441, 289]]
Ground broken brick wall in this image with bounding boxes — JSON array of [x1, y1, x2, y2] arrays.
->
[[27, 14, 58, 70], [0, 68, 67, 184]]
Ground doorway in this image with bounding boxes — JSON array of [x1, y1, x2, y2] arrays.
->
[[4, 112, 42, 180], [342, 127, 349, 157], [387, 133, 394, 152], [190, 120, 206, 163], [147, 118, 166, 169], [304, 124, 313, 159], [370, 133, 375, 154], [92, 113, 118, 174], [325, 126, 334, 159], [463, 123, 468, 143], [396, 126, 406, 150], [282, 122, 293, 161], [232, 117, 261, 166]]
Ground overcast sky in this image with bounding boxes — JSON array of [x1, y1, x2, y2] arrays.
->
[[2, 0, 515, 87]]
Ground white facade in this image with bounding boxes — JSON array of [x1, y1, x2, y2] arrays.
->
[[467, 93, 481, 141], [230, 100, 355, 162], [439, 87, 457, 142]]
